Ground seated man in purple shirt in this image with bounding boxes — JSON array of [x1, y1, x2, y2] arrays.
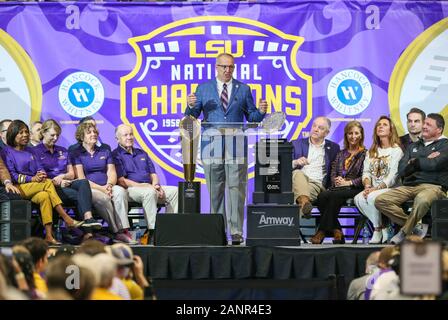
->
[[32, 119, 102, 233], [113, 124, 178, 242], [70, 122, 135, 244]]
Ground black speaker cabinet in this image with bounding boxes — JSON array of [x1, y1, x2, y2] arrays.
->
[[1, 200, 31, 221], [431, 199, 448, 241], [246, 204, 300, 246], [0, 222, 31, 244], [154, 213, 226, 246]]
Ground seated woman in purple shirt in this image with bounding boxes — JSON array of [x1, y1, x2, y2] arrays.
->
[[0, 120, 83, 245], [311, 121, 367, 244], [70, 122, 134, 244], [32, 119, 102, 234]]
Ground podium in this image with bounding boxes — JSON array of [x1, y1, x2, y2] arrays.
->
[[253, 138, 294, 204], [246, 133, 301, 246], [246, 204, 300, 246]]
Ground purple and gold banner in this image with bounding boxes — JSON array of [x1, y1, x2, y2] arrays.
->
[[1, 1, 447, 208]]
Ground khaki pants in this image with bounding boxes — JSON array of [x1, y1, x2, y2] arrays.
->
[[19, 179, 63, 225], [374, 184, 446, 234], [292, 170, 325, 203]]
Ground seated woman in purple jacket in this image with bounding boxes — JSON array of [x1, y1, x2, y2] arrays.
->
[[70, 122, 134, 244], [32, 119, 102, 234], [311, 120, 367, 244], [0, 120, 83, 245]]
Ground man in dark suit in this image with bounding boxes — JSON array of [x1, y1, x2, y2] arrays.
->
[[186, 53, 267, 245], [291, 116, 340, 218], [399, 107, 425, 150]]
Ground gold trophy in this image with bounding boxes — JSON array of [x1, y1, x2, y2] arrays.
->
[[178, 116, 201, 213]]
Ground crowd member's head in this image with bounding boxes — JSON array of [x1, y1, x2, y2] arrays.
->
[[422, 113, 445, 142], [0, 253, 17, 288], [75, 122, 98, 145], [46, 256, 76, 300], [378, 246, 398, 270], [0, 119, 12, 144], [106, 243, 134, 279], [21, 237, 49, 273], [39, 119, 62, 148], [115, 124, 135, 150], [77, 239, 106, 257], [29, 121, 42, 145], [310, 116, 331, 143], [406, 107, 426, 136], [6, 120, 29, 148], [67, 254, 97, 300], [365, 251, 380, 274], [13, 250, 35, 292], [369, 116, 400, 158], [92, 253, 118, 290], [343, 120, 364, 150]]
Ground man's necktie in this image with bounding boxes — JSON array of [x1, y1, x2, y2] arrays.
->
[[221, 83, 228, 111]]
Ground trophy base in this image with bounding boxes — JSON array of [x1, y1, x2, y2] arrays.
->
[[178, 181, 201, 214]]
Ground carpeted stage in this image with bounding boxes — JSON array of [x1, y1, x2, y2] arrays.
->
[[132, 244, 382, 300]]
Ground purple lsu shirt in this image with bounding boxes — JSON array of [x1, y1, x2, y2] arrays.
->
[[112, 146, 155, 184], [70, 145, 114, 186], [0, 145, 43, 183], [32, 143, 70, 179]]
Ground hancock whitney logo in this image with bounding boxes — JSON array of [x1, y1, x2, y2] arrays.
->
[[327, 69, 372, 116], [59, 72, 104, 118], [121, 16, 312, 181]]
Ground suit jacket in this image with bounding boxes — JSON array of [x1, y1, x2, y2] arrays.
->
[[330, 148, 366, 187], [291, 138, 340, 188], [185, 78, 265, 158], [0, 156, 12, 183]]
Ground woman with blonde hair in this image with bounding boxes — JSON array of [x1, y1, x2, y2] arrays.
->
[[311, 121, 366, 244], [354, 116, 403, 244]]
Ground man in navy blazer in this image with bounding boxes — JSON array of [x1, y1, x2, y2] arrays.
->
[[186, 53, 268, 245], [291, 116, 340, 218]]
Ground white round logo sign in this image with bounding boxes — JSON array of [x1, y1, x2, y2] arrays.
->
[[58, 72, 104, 118], [327, 69, 372, 116]]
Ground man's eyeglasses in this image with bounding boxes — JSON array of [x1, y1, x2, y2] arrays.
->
[[217, 64, 235, 71]]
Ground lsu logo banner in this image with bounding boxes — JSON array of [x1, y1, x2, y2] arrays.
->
[[121, 16, 311, 181]]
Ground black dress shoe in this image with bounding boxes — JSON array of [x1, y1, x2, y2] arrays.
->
[[332, 229, 345, 244], [231, 234, 243, 245]]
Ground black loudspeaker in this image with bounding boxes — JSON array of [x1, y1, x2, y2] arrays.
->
[[154, 214, 226, 246], [1, 200, 31, 221], [431, 199, 448, 241], [0, 222, 31, 244], [0, 200, 32, 244]]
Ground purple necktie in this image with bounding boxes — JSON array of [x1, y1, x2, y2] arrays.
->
[[221, 83, 228, 111]]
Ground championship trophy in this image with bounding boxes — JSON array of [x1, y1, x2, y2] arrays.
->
[[178, 116, 201, 214]]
